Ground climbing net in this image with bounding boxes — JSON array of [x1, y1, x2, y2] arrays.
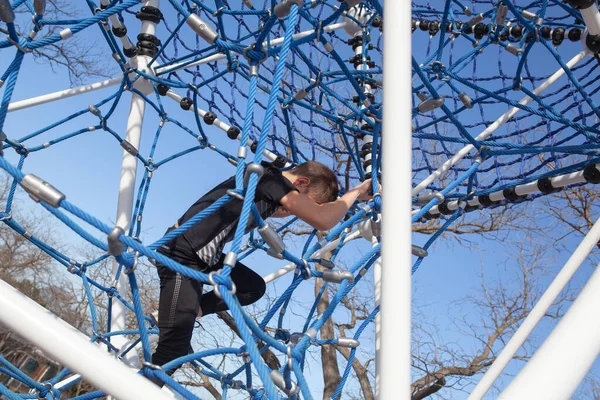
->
[[0, 0, 382, 399], [411, 0, 600, 272]]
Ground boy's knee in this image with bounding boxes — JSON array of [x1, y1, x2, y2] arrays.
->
[[167, 309, 196, 331], [153, 310, 196, 368], [256, 277, 266, 297]]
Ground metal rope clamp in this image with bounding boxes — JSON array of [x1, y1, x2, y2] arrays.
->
[[270, 370, 300, 395], [107, 226, 126, 257], [432, 191, 445, 203], [107, 285, 117, 298], [242, 46, 268, 78], [142, 361, 163, 382], [300, 259, 312, 279], [220, 375, 243, 390], [258, 223, 285, 254], [208, 270, 237, 299], [287, 344, 294, 370], [273, 0, 304, 19], [0, 131, 6, 156], [212, 6, 226, 16], [372, 192, 382, 209], [145, 157, 158, 172], [458, 190, 476, 209], [67, 259, 78, 274], [30, 14, 41, 32], [36, 382, 54, 400], [244, 162, 265, 188], [125, 251, 139, 274], [21, 174, 65, 208], [186, 13, 218, 44], [226, 189, 245, 201], [237, 351, 251, 363], [93, 7, 107, 23], [227, 58, 240, 72], [473, 145, 489, 164], [430, 60, 446, 80], [196, 136, 209, 149], [281, 99, 293, 109]]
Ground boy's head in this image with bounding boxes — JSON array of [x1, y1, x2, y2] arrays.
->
[[285, 161, 339, 204]]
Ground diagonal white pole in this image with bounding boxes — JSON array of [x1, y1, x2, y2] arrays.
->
[[7, 77, 122, 113], [262, 229, 362, 283], [412, 50, 588, 197], [0, 280, 171, 400], [498, 257, 600, 400], [469, 216, 600, 399], [164, 89, 290, 167], [380, 1, 412, 399]]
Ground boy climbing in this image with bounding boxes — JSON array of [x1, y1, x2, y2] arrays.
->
[[151, 160, 373, 378]]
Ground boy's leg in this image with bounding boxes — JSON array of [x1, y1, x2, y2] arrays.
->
[[151, 262, 203, 374], [200, 256, 266, 315]]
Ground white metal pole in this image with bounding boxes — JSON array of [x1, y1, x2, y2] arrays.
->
[[0, 280, 171, 400], [262, 230, 362, 284], [372, 239, 382, 398], [498, 258, 600, 400], [164, 89, 290, 166], [411, 50, 587, 197], [380, 1, 412, 399], [109, 90, 146, 350], [581, 5, 600, 36], [413, 164, 598, 217], [109, 0, 158, 355], [7, 77, 122, 113], [469, 216, 600, 399]]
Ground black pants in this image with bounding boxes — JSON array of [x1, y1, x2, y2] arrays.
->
[[151, 253, 266, 371]]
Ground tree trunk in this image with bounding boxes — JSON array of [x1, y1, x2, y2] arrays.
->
[[411, 377, 446, 400], [216, 311, 281, 370], [315, 251, 342, 400], [336, 346, 374, 400]]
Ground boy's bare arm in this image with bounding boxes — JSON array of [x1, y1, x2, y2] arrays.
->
[[280, 179, 373, 231]]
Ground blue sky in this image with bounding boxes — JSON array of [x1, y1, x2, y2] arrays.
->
[[3, 0, 600, 399]]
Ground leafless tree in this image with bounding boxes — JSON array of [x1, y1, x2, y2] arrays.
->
[[9, 0, 115, 86], [410, 238, 573, 399]]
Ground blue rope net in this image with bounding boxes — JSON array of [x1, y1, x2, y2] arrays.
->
[[411, 1, 600, 271], [0, 1, 382, 399]]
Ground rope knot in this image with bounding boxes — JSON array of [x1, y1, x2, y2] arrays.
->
[[15, 144, 29, 156], [243, 45, 269, 63], [115, 253, 136, 273], [36, 382, 56, 400], [430, 61, 447, 80], [208, 270, 237, 298], [228, 59, 240, 71]]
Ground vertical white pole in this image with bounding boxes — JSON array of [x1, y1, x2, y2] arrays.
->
[[469, 216, 600, 399], [498, 259, 600, 400], [108, 0, 159, 360], [110, 93, 146, 342], [372, 242, 382, 397], [380, 1, 412, 399]]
